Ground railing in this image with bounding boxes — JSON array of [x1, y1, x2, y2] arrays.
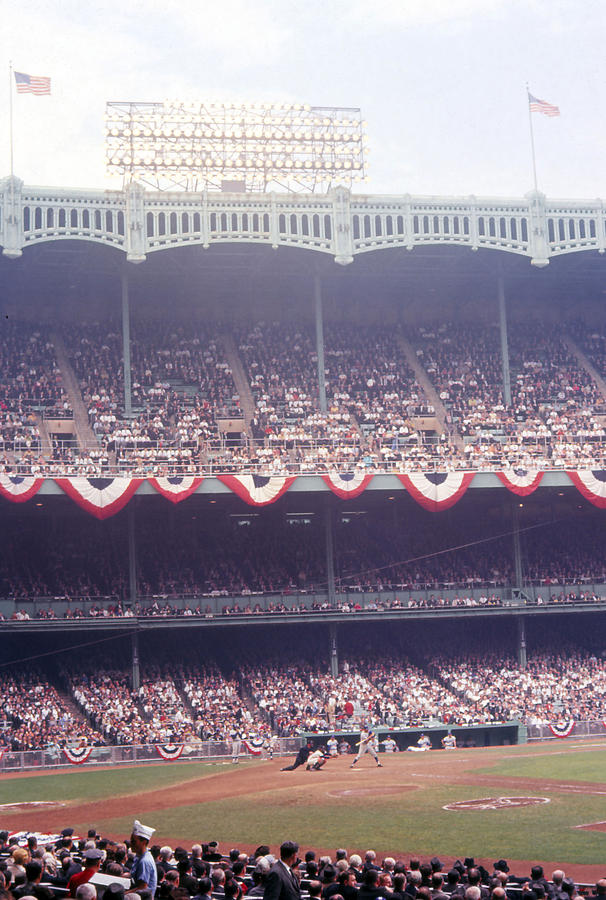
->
[[4, 433, 606, 476], [527, 720, 606, 741], [2, 587, 606, 623], [0, 737, 303, 772]]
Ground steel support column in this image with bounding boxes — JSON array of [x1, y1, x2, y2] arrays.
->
[[128, 502, 137, 607], [329, 623, 339, 677], [132, 630, 140, 692], [517, 616, 527, 670], [314, 273, 327, 413], [325, 500, 336, 610], [498, 270, 512, 406], [121, 271, 132, 417], [512, 504, 524, 592]]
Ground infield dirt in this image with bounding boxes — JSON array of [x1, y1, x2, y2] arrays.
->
[[2, 740, 606, 883]]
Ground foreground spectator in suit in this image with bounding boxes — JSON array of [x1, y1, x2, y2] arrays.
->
[[192, 878, 213, 900], [358, 870, 388, 900], [264, 842, 300, 900], [190, 847, 207, 880], [391, 874, 407, 900], [326, 872, 358, 900], [586, 881, 606, 900]]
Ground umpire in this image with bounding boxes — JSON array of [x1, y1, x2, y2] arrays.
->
[[280, 741, 312, 771]]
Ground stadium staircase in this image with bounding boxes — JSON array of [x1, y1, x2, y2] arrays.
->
[[50, 333, 98, 449], [563, 336, 606, 407], [53, 674, 105, 737], [346, 411, 367, 445], [35, 415, 53, 457], [396, 334, 465, 449], [220, 332, 255, 436]]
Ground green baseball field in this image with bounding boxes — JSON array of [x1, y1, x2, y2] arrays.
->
[[2, 738, 606, 882]]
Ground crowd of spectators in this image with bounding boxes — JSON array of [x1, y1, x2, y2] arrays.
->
[[2, 316, 606, 476], [65, 662, 264, 745], [136, 666, 197, 743], [0, 668, 103, 751], [1, 509, 606, 609], [64, 320, 238, 472], [243, 662, 325, 735], [182, 664, 268, 741], [407, 320, 606, 470], [0, 322, 72, 467], [432, 649, 606, 725], [68, 668, 147, 745], [0, 829, 598, 900], [2, 643, 606, 751]]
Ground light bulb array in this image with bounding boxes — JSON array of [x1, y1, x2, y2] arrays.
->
[[105, 100, 369, 191]]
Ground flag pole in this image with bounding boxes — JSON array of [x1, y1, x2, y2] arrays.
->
[[8, 61, 15, 180], [526, 83, 539, 193]]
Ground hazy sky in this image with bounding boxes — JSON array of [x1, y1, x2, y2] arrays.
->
[[2, 0, 604, 199]]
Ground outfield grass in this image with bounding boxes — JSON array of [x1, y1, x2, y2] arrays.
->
[[0, 761, 258, 803], [477, 749, 606, 783]]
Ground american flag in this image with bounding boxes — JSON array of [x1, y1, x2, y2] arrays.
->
[[14, 71, 51, 95], [528, 92, 560, 117]]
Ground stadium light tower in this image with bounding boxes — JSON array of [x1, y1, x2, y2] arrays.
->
[[104, 100, 369, 193]]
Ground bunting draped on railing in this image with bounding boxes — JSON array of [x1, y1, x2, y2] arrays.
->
[[396, 472, 475, 511], [63, 746, 93, 764], [0, 471, 604, 516], [54, 477, 144, 519], [8, 831, 61, 846], [155, 743, 184, 760], [217, 474, 296, 506], [0, 475, 43, 503], [148, 476, 204, 503], [566, 470, 606, 508], [548, 720, 575, 738], [321, 472, 374, 499], [242, 737, 265, 755], [496, 470, 544, 496]]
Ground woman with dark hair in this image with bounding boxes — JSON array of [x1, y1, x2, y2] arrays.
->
[[225, 879, 243, 900]]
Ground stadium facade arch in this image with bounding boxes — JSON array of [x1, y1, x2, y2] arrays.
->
[[2, 178, 606, 266]]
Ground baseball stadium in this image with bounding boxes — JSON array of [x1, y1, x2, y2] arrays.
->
[[2, 87, 606, 900]]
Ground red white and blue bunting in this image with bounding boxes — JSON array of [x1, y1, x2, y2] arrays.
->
[[63, 746, 93, 765], [567, 470, 606, 509], [321, 472, 374, 499], [9, 831, 62, 847], [1, 470, 606, 516], [156, 743, 184, 761], [55, 477, 144, 519], [548, 720, 575, 738], [0, 475, 43, 503], [148, 476, 204, 503], [242, 737, 265, 756], [396, 472, 474, 512], [496, 470, 544, 496], [217, 474, 295, 506]]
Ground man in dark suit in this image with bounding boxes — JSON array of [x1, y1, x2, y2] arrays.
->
[[264, 842, 300, 900]]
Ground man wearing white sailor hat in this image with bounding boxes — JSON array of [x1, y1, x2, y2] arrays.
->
[[130, 820, 157, 898]]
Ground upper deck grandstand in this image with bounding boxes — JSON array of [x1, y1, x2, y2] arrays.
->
[[1, 182, 606, 761]]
